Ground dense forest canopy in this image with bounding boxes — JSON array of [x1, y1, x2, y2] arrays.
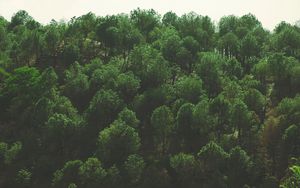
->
[[0, 9, 300, 188]]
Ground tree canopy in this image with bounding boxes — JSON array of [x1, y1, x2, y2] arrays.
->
[[0, 9, 299, 188]]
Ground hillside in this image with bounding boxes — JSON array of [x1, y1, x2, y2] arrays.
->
[[0, 9, 300, 188]]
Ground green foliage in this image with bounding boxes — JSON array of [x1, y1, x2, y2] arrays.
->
[[268, 53, 299, 100], [1, 66, 40, 97], [116, 72, 141, 102], [117, 107, 140, 128], [175, 76, 203, 103], [244, 88, 266, 120], [90, 62, 120, 91], [277, 96, 300, 129], [79, 157, 107, 187], [53, 160, 83, 187], [128, 45, 170, 88], [210, 94, 231, 140], [240, 33, 260, 59], [130, 8, 160, 39], [230, 99, 252, 141], [198, 141, 229, 168], [87, 89, 123, 128], [4, 142, 22, 165], [63, 62, 89, 110], [160, 27, 182, 63], [0, 142, 8, 159], [195, 52, 223, 97], [197, 141, 229, 187], [227, 147, 253, 187], [272, 24, 300, 59], [192, 99, 215, 142], [218, 32, 239, 57], [9, 10, 34, 30], [170, 153, 196, 174], [170, 153, 197, 187], [151, 105, 175, 155], [162, 11, 178, 27], [222, 57, 243, 79], [0, 9, 299, 188], [15, 169, 32, 186], [176, 103, 194, 135], [124, 154, 145, 184], [283, 125, 300, 156], [97, 121, 141, 165], [280, 165, 300, 188]]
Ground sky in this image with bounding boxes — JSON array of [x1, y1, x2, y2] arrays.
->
[[0, 0, 299, 30]]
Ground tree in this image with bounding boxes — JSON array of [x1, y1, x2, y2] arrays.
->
[[176, 103, 195, 151], [45, 113, 82, 158], [115, 72, 140, 103], [96, 15, 120, 59], [291, 65, 300, 95], [53, 160, 83, 188], [230, 99, 253, 145], [151, 105, 175, 156], [283, 125, 300, 158], [124, 154, 145, 185], [117, 108, 140, 128], [272, 25, 300, 59], [170, 153, 197, 188], [162, 12, 178, 27], [89, 63, 120, 93], [61, 43, 80, 67], [239, 13, 261, 31], [15, 169, 32, 188], [177, 13, 214, 51], [160, 27, 182, 63], [174, 76, 203, 104], [175, 36, 199, 72], [175, 47, 193, 72], [222, 57, 243, 79], [240, 33, 260, 62], [78, 157, 107, 188], [42, 23, 62, 66], [9, 10, 33, 30], [117, 15, 143, 60], [268, 53, 298, 100], [218, 32, 239, 58], [19, 29, 43, 66], [127, 45, 170, 89], [130, 8, 160, 40], [132, 84, 175, 121], [97, 121, 141, 166], [192, 99, 215, 146], [209, 94, 231, 141], [86, 89, 123, 129], [197, 142, 229, 188], [227, 147, 253, 187], [0, 25, 9, 52], [243, 88, 266, 122], [0, 9, 299, 188], [280, 165, 300, 188], [2, 141, 22, 165], [251, 58, 269, 94], [0, 66, 41, 124], [195, 52, 223, 97], [63, 62, 89, 111], [219, 15, 239, 37], [141, 165, 171, 188]]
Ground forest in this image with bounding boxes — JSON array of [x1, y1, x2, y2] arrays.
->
[[0, 9, 300, 188]]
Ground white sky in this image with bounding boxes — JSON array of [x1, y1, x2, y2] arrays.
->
[[0, 0, 299, 30]]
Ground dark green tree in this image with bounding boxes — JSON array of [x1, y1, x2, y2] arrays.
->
[[97, 121, 141, 166], [151, 105, 175, 156]]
